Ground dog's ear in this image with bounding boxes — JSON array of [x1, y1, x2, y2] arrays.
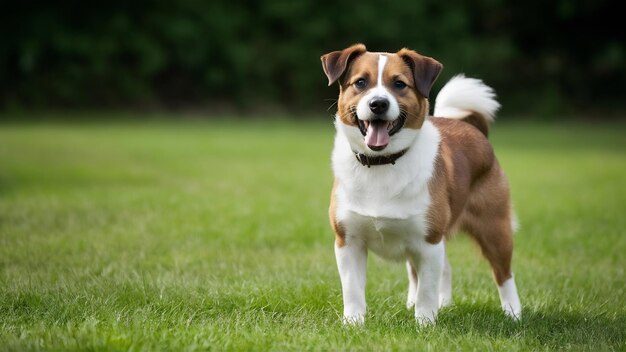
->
[[321, 44, 367, 86], [397, 48, 443, 98]]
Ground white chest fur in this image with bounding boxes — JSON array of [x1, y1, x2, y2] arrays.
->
[[332, 120, 441, 261], [338, 212, 430, 261]]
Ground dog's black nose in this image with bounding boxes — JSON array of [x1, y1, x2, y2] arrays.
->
[[369, 98, 389, 115]]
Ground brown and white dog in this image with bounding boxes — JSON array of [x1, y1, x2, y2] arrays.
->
[[321, 44, 521, 325]]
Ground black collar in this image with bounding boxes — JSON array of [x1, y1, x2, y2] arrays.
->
[[354, 149, 408, 168]]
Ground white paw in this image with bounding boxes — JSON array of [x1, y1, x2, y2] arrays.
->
[[502, 304, 522, 321], [415, 309, 437, 327], [498, 276, 521, 321], [342, 314, 365, 326], [407, 298, 416, 310]]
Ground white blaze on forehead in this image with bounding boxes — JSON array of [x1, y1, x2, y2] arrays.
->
[[377, 54, 387, 87]]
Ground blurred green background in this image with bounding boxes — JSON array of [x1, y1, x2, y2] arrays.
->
[[1, 0, 624, 116]]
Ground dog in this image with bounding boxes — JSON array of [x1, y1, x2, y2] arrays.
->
[[321, 44, 521, 325]]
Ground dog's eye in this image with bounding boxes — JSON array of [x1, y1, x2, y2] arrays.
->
[[394, 80, 407, 89], [354, 78, 367, 89]]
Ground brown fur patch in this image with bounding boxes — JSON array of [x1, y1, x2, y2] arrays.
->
[[425, 146, 452, 244], [459, 163, 514, 285], [329, 179, 346, 247], [462, 113, 490, 137]]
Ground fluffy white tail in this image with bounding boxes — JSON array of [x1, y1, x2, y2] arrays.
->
[[433, 74, 500, 122]]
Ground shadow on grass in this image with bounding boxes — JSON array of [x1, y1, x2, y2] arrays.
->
[[435, 303, 626, 349]]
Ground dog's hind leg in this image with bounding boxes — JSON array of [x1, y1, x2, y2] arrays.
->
[[461, 171, 521, 319], [465, 216, 521, 319]]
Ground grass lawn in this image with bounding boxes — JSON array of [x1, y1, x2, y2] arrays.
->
[[1, 115, 625, 351]]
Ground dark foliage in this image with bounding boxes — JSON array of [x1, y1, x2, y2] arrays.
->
[[1, 0, 623, 113]]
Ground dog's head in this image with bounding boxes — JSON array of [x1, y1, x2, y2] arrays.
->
[[321, 44, 442, 153]]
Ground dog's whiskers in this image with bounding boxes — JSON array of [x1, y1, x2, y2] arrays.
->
[[399, 107, 421, 120], [325, 99, 338, 112], [334, 106, 358, 122]]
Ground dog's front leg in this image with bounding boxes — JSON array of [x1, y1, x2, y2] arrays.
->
[[335, 239, 367, 325], [411, 240, 445, 326]]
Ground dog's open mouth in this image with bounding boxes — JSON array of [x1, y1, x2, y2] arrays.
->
[[355, 113, 406, 151]]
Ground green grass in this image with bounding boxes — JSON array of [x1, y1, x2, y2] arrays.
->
[[1, 116, 625, 351]]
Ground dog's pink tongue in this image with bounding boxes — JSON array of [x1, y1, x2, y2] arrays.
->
[[365, 120, 390, 148]]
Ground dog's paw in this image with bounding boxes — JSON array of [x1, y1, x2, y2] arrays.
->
[[406, 298, 416, 310], [342, 314, 365, 326], [415, 309, 437, 327], [502, 304, 522, 321]]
